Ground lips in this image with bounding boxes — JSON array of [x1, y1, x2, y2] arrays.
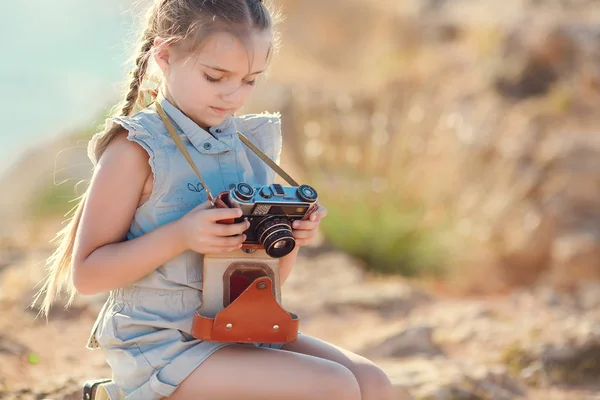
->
[[210, 106, 233, 116]]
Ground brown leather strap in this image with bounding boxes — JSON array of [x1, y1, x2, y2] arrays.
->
[[155, 102, 299, 206], [155, 102, 216, 203], [237, 132, 299, 186]]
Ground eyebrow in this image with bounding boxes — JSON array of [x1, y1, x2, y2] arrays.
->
[[200, 63, 265, 75]]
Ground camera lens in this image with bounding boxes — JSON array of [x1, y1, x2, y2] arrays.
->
[[256, 216, 296, 258]]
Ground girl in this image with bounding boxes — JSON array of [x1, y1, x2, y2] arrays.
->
[[33, 0, 394, 399]]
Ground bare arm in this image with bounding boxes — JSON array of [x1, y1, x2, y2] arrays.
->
[[72, 129, 249, 295], [72, 130, 187, 295]]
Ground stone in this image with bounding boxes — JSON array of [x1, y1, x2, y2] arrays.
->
[[361, 326, 444, 358]]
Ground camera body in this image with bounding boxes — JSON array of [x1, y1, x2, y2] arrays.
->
[[215, 182, 319, 258]]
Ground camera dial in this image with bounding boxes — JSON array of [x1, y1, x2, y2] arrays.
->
[[296, 185, 318, 202], [259, 186, 273, 198], [234, 183, 254, 201]]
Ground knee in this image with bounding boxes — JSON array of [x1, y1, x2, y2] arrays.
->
[[352, 363, 395, 400], [317, 362, 361, 400]]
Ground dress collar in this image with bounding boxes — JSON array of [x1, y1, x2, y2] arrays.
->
[[155, 92, 234, 153]]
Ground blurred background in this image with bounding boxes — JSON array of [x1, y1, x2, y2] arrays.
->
[[1, 0, 600, 399]]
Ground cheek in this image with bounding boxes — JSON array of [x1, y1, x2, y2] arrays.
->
[[174, 76, 214, 103], [239, 85, 256, 101], [190, 80, 215, 101]]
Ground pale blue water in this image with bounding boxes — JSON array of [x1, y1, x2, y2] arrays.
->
[[0, 0, 138, 173]]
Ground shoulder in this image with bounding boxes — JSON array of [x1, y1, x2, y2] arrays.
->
[[234, 111, 281, 132], [112, 108, 165, 143], [84, 129, 151, 214], [87, 108, 165, 165], [233, 112, 282, 162], [99, 129, 151, 174]]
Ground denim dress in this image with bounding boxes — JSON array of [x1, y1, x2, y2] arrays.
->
[[85, 93, 285, 399]]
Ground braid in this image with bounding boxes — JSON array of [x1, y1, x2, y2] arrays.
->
[[119, 33, 155, 117]]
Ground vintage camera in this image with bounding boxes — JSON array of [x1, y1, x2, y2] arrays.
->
[[188, 182, 317, 344], [215, 182, 319, 258]]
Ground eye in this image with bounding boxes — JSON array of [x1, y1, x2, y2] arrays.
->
[[204, 73, 221, 83], [244, 80, 256, 86]]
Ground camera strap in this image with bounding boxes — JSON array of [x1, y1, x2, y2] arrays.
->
[[155, 102, 299, 205]]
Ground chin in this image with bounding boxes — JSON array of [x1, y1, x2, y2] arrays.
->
[[208, 115, 227, 126], [193, 112, 224, 129], [212, 112, 233, 122]]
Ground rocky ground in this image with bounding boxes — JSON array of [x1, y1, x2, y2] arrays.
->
[[1, 246, 599, 400]]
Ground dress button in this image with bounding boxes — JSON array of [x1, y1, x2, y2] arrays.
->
[[215, 129, 222, 133], [203, 142, 212, 150]]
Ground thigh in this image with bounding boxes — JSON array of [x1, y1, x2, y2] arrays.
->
[[166, 344, 361, 400]]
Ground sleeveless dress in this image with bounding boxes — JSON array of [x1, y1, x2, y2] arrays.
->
[[85, 93, 285, 399]]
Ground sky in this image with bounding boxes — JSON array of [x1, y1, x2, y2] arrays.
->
[[0, 0, 137, 173]]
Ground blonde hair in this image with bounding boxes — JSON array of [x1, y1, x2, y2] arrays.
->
[[32, 0, 280, 317]]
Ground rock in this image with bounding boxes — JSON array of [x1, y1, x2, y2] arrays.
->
[[547, 231, 600, 289], [494, 26, 579, 100], [537, 340, 600, 385], [0, 247, 25, 272], [322, 281, 430, 316], [0, 334, 30, 357], [532, 286, 578, 309], [380, 359, 526, 400], [0, 375, 84, 400], [502, 328, 600, 386], [392, 384, 416, 400], [361, 326, 444, 358], [423, 387, 483, 400], [576, 282, 600, 310]]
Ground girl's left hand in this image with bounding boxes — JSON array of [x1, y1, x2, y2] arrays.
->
[[291, 205, 328, 247]]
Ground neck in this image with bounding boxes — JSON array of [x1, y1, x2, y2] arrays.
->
[[160, 85, 211, 131]]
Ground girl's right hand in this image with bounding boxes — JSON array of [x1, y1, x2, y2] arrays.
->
[[176, 201, 250, 254]]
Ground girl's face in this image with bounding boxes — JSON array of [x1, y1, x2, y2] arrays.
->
[[154, 30, 272, 129]]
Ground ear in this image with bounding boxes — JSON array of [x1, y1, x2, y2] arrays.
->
[[153, 37, 171, 75]]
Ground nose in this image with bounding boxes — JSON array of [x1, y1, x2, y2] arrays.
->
[[220, 82, 243, 105]]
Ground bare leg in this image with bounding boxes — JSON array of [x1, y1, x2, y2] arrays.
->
[[166, 344, 361, 400], [282, 334, 395, 400]]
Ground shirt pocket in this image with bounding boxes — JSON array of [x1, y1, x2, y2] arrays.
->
[[93, 301, 126, 349], [160, 141, 229, 209]]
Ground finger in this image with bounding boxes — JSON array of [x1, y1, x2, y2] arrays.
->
[[223, 245, 243, 252], [293, 229, 315, 240], [211, 234, 247, 247], [214, 243, 245, 252], [205, 207, 243, 222], [308, 206, 327, 221], [292, 220, 319, 230], [294, 239, 310, 247], [315, 205, 328, 218], [196, 234, 245, 248], [205, 244, 243, 254], [213, 220, 250, 236]]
